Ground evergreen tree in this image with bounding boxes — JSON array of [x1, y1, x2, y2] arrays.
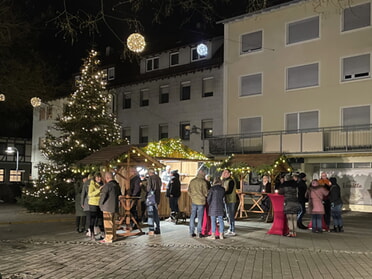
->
[[20, 49, 121, 213]]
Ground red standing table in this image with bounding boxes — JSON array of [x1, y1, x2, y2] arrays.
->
[[267, 193, 289, 236]]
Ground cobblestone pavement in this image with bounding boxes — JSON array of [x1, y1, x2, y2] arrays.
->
[[1, 204, 372, 279]]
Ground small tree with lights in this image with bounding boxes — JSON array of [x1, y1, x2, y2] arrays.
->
[[20, 49, 121, 213]]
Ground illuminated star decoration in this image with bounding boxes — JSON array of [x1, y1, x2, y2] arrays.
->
[[127, 33, 146, 53]]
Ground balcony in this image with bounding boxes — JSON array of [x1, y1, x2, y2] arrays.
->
[[208, 125, 372, 156]]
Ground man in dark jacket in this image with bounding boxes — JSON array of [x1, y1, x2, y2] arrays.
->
[[99, 172, 121, 243], [297, 173, 308, 229], [147, 168, 162, 235]]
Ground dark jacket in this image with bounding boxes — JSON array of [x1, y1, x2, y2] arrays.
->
[[80, 178, 91, 212], [329, 177, 342, 206], [280, 180, 300, 214], [130, 175, 142, 197], [207, 184, 225, 217], [298, 180, 308, 203], [147, 174, 162, 205], [99, 180, 121, 213], [166, 172, 181, 198]]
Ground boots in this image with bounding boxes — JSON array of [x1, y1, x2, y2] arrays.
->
[[297, 222, 308, 230], [207, 233, 216, 240], [330, 226, 339, 232], [338, 226, 344, 232]]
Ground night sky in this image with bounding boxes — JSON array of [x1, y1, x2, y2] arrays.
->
[[0, 0, 283, 139]]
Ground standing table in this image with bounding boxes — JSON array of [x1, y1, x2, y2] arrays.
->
[[267, 193, 289, 236]]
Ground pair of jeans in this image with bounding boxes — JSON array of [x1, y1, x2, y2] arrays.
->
[[297, 201, 306, 224], [147, 205, 160, 232], [331, 203, 343, 227], [311, 214, 323, 232], [169, 196, 179, 213], [226, 202, 236, 232], [210, 216, 224, 234], [189, 204, 204, 235]]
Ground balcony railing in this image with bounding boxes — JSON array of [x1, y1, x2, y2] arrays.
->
[[208, 125, 372, 156]]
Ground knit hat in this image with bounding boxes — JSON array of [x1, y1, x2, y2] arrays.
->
[[299, 172, 306, 179]]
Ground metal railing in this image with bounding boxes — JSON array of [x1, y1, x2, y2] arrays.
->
[[207, 125, 372, 156]]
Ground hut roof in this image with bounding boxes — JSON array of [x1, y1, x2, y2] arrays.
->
[[229, 153, 283, 168], [77, 144, 164, 168]]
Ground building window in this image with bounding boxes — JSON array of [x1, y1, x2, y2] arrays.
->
[[240, 73, 262, 96], [287, 63, 319, 90], [9, 170, 21, 182], [342, 54, 370, 81], [123, 92, 131, 109], [287, 16, 319, 45], [159, 124, 168, 140], [146, 57, 159, 71], [180, 122, 190, 140], [202, 120, 213, 139], [240, 117, 262, 136], [122, 127, 131, 143], [0, 169, 4, 182], [191, 47, 207, 62], [241, 30, 262, 54], [108, 67, 115, 80], [202, 77, 214, 97], [180, 81, 191, 100], [343, 2, 371, 32], [286, 111, 319, 132], [139, 126, 149, 144], [342, 106, 370, 129], [159, 85, 169, 104], [170, 52, 179, 66], [39, 106, 53, 121], [140, 89, 149, 107]]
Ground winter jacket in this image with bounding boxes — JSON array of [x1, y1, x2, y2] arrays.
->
[[307, 185, 329, 214], [166, 173, 181, 198], [99, 179, 121, 213], [329, 183, 342, 206], [223, 177, 237, 204], [279, 180, 300, 214], [147, 174, 162, 205], [88, 179, 102, 206], [187, 173, 209, 205], [207, 184, 225, 217], [80, 178, 91, 211]]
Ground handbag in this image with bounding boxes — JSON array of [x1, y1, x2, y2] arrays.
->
[[146, 190, 156, 206]]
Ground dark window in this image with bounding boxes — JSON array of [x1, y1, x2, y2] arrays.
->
[[123, 94, 131, 109], [159, 86, 169, 104], [180, 83, 191, 100], [180, 123, 190, 140]]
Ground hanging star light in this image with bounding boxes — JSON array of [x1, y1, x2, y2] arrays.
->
[[127, 33, 146, 53], [197, 43, 208, 56], [30, 97, 42, 107]]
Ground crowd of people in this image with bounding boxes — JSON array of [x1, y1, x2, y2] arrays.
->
[[73, 166, 344, 243]]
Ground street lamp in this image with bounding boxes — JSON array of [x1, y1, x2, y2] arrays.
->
[[5, 146, 19, 172]]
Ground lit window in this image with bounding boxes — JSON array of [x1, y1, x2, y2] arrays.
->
[[180, 81, 191, 100], [240, 73, 262, 96], [240, 117, 262, 136], [9, 170, 21, 182], [202, 77, 214, 97], [140, 89, 149, 107], [180, 122, 190, 140], [38, 137, 45, 149], [287, 63, 319, 90], [287, 16, 319, 45], [286, 111, 319, 132], [241, 30, 262, 53], [0, 169, 4, 182], [343, 3, 371, 32], [159, 124, 168, 140], [159, 85, 169, 104], [202, 120, 213, 139], [342, 54, 370, 81], [146, 57, 159, 71], [170, 52, 179, 66]]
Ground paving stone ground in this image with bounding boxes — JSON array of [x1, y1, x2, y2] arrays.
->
[[1, 204, 372, 279]]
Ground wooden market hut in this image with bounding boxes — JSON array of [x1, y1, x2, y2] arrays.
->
[[224, 153, 292, 220]]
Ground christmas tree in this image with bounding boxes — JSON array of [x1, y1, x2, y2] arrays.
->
[[20, 49, 121, 213]]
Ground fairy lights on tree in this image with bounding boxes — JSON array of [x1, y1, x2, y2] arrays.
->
[[21, 49, 121, 213]]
